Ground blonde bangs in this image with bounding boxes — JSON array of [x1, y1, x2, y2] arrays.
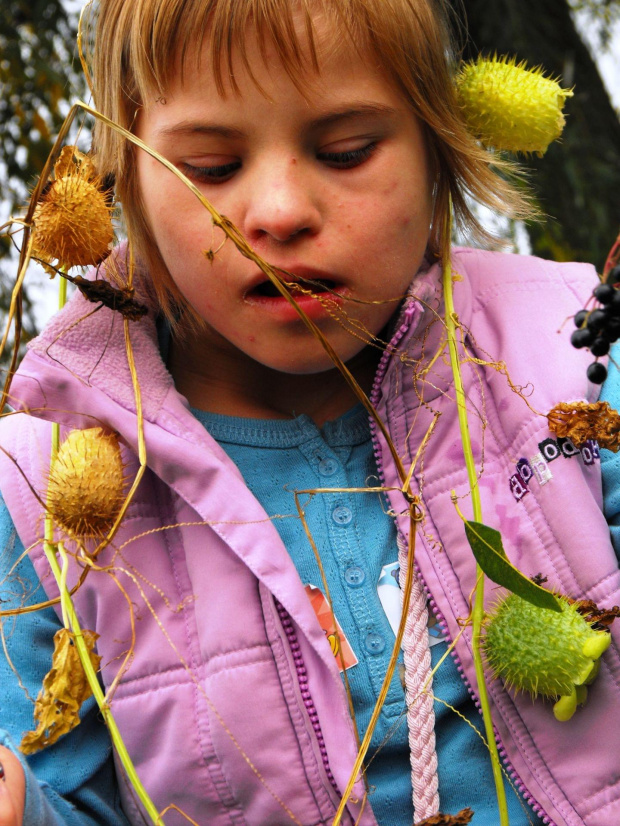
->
[[87, 0, 459, 166]]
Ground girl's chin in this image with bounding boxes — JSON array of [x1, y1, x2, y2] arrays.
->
[[245, 339, 379, 379]]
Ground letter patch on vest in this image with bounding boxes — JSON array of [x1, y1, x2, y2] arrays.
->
[[509, 438, 600, 501]]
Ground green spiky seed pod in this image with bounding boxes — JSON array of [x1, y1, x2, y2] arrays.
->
[[456, 55, 573, 156], [483, 593, 611, 721]]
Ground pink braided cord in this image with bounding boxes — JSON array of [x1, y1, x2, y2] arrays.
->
[[397, 534, 440, 823]]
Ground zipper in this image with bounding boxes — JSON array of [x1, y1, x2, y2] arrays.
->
[[275, 598, 340, 795], [367, 300, 554, 826]]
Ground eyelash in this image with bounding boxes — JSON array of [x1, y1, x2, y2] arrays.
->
[[180, 161, 241, 184], [180, 142, 377, 184], [317, 142, 377, 168]]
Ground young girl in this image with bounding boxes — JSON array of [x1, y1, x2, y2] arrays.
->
[[1, 1, 619, 825]]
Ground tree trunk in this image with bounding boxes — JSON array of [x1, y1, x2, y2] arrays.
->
[[456, 0, 620, 270]]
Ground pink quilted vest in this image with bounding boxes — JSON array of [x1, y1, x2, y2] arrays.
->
[[1, 247, 619, 826]]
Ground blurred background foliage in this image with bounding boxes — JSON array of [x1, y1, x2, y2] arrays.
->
[[0, 0, 83, 341], [454, 0, 620, 270], [0, 0, 619, 339]]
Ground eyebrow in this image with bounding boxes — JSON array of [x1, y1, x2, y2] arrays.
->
[[154, 122, 246, 140], [306, 103, 399, 131], [153, 103, 399, 140]]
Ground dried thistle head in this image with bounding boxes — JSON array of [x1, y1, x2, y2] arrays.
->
[[456, 55, 573, 156], [47, 427, 125, 538], [31, 146, 115, 274], [548, 400, 620, 451]]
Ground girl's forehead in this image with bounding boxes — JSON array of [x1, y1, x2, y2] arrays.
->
[[164, 37, 405, 125], [168, 7, 371, 101], [160, 38, 402, 127]]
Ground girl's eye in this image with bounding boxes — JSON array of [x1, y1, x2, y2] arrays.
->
[[316, 142, 377, 169], [179, 161, 241, 184]]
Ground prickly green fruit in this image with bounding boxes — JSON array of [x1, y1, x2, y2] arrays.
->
[[456, 55, 573, 156], [483, 593, 611, 721]]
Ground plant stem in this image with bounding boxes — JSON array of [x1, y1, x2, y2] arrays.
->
[[42, 540, 164, 826], [442, 251, 509, 826], [41, 274, 165, 825], [331, 507, 418, 826]]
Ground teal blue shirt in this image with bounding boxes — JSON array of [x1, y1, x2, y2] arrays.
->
[[0, 496, 128, 826], [0, 400, 547, 825], [600, 342, 620, 557], [194, 405, 544, 826]]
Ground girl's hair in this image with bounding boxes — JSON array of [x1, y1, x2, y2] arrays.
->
[[85, 0, 531, 323]]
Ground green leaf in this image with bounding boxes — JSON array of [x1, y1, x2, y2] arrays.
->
[[464, 520, 562, 612]]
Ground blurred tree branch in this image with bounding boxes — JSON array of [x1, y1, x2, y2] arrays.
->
[[0, 0, 83, 345], [456, 0, 620, 269]]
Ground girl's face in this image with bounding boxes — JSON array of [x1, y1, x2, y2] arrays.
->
[[136, 24, 434, 380]]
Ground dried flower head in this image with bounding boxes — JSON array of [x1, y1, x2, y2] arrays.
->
[[47, 427, 125, 538], [547, 400, 620, 451], [483, 592, 612, 721], [21, 628, 101, 754], [32, 146, 114, 274], [456, 55, 573, 155]]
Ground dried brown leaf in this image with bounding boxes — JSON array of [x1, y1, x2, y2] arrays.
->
[[20, 628, 101, 754], [416, 810, 474, 826], [574, 598, 620, 630], [72, 276, 149, 320], [547, 401, 620, 451], [54, 146, 97, 181]]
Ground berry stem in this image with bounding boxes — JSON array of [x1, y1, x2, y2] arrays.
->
[[441, 215, 510, 826]]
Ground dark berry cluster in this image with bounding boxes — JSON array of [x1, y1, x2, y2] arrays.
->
[[571, 265, 620, 384]]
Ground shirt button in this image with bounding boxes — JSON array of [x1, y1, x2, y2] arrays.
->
[[318, 458, 338, 476], [365, 632, 386, 655], [344, 566, 366, 587], [332, 505, 353, 526]]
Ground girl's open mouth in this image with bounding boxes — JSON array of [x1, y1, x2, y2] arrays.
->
[[250, 278, 338, 298], [244, 274, 347, 321]]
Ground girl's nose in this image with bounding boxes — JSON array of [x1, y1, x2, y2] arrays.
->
[[243, 159, 322, 244]]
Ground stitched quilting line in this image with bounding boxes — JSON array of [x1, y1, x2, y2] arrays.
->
[[584, 567, 620, 595], [489, 675, 576, 826], [470, 272, 593, 312], [580, 774, 620, 812], [111, 644, 277, 696]]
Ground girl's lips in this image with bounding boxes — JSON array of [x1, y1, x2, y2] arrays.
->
[[244, 272, 349, 321]]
